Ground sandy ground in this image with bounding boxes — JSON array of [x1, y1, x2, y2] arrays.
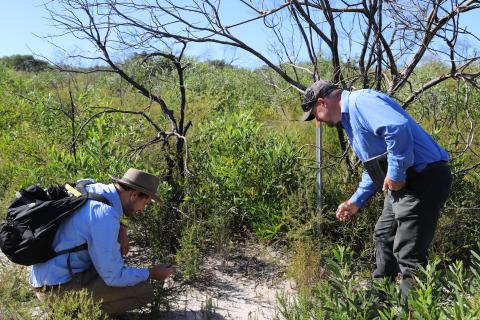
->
[[157, 243, 295, 320], [0, 242, 295, 320]]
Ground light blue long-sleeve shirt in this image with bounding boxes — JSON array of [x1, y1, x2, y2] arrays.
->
[[340, 89, 449, 208], [31, 183, 149, 287]]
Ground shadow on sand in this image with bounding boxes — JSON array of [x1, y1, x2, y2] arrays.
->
[[151, 310, 226, 320], [112, 310, 225, 320]]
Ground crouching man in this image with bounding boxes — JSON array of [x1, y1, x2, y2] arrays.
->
[[31, 168, 173, 316]]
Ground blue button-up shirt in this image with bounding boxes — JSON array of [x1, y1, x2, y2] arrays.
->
[[341, 89, 449, 208], [31, 183, 149, 287]]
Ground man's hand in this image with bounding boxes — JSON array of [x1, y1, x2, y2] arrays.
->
[[149, 264, 174, 281], [335, 200, 359, 222], [382, 177, 406, 191], [118, 225, 129, 257]]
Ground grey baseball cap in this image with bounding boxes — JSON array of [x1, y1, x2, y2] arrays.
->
[[300, 80, 339, 121]]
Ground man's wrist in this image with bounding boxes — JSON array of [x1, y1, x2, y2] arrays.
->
[[347, 199, 360, 209]]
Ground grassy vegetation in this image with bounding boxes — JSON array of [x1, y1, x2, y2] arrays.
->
[[0, 262, 107, 319], [276, 245, 480, 319], [0, 57, 479, 318]]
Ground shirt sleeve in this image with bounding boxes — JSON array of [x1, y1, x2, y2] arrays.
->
[[350, 170, 377, 208], [87, 203, 149, 286], [356, 95, 414, 182]]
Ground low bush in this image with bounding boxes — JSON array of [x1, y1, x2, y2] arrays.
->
[[0, 264, 36, 319], [186, 110, 309, 239], [276, 244, 480, 319], [41, 289, 108, 320]]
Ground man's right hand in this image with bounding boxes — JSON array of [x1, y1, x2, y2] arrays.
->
[[149, 264, 174, 281], [335, 200, 359, 222]]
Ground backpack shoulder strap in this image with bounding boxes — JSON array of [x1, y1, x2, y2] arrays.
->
[[66, 182, 112, 206], [54, 243, 88, 256], [52, 182, 112, 260], [84, 192, 111, 206], [74, 179, 95, 195]]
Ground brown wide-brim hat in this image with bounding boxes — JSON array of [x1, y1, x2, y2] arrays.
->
[[110, 168, 160, 201]]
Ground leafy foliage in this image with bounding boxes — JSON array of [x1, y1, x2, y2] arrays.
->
[[276, 245, 480, 320], [0, 264, 36, 319], [187, 111, 307, 239], [41, 289, 108, 320], [0, 55, 50, 72]]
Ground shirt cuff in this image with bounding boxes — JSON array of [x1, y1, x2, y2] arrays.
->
[[386, 162, 406, 182], [350, 191, 370, 208], [116, 267, 150, 286], [136, 268, 150, 282]]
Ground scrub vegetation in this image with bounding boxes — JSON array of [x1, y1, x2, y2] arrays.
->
[[0, 55, 479, 319]]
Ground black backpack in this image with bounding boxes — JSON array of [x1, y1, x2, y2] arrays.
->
[[0, 181, 110, 266]]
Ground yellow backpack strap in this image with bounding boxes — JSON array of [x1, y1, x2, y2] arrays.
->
[[65, 182, 111, 206], [65, 184, 82, 197]]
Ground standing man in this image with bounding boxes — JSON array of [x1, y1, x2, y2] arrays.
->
[[31, 168, 174, 316], [301, 80, 452, 296]]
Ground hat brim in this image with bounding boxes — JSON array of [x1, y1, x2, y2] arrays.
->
[[300, 108, 316, 122], [110, 175, 160, 202]]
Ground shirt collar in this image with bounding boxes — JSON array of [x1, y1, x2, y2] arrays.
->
[[83, 182, 124, 218], [107, 183, 124, 217], [340, 90, 351, 130], [89, 183, 124, 218], [340, 90, 350, 114]]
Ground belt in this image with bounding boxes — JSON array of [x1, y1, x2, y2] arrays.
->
[[32, 283, 65, 293], [426, 160, 448, 169], [407, 160, 448, 181]]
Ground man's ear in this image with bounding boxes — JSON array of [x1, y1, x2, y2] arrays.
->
[[129, 190, 139, 200], [317, 97, 326, 106]]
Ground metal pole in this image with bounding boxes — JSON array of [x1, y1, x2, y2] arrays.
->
[[315, 120, 322, 235]]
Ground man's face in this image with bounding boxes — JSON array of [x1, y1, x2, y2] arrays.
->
[[123, 191, 152, 216], [312, 96, 341, 127]]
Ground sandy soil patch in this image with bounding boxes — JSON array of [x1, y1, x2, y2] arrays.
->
[[156, 243, 295, 320]]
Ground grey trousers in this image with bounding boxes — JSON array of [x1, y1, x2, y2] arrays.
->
[[372, 162, 452, 283], [34, 267, 153, 315]]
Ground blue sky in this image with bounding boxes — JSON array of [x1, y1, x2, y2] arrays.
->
[[0, 1, 270, 67], [0, 2, 60, 59], [1, 2, 479, 68]]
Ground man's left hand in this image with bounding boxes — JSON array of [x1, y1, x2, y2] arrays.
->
[[382, 177, 406, 191], [118, 225, 130, 257], [335, 200, 359, 222]]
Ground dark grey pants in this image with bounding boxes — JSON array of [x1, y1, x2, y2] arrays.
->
[[373, 162, 452, 284]]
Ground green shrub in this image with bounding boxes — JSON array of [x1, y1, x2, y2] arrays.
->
[[0, 264, 36, 319], [286, 240, 323, 290], [187, 111, 308, 239], [276, 244, 480, 319], [42, 289, 108, 320], [0, 55, 50, 72], [175, 223, 204, 281]]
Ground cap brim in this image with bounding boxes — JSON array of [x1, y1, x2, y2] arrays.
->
[[300, 109, 315, 122], [110, 175, 160, 202]]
